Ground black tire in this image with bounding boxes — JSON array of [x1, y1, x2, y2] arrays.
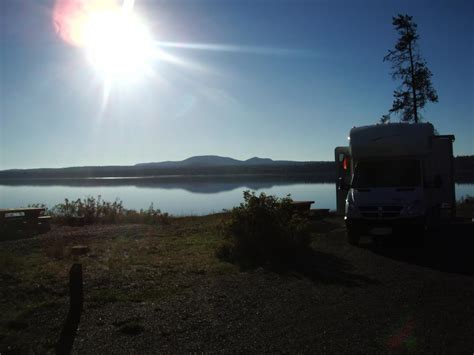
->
[[347, 227, 361, 246], [411, 225, 426, 247], [372, 235, 384, 246]]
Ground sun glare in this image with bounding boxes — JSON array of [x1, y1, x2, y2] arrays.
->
[[54, 0, 155, 82], [83, 10, 154, 81]]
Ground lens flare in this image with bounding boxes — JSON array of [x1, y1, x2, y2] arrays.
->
[[53, 0, 119, 47], [53, 0, 154, 81]]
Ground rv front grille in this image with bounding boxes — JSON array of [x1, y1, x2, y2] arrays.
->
[[359, 205, 403, 219]]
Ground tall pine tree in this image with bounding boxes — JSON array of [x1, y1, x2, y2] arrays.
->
[[383, 14, 438, 123]]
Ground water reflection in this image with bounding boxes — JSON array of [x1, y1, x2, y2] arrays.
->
[[0, 177, 472, 216], [0, 176, 331, 194]]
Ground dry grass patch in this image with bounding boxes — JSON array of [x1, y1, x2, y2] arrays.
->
[[1, 214, 239, 351]]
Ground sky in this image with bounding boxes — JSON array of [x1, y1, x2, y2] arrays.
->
[[0, 0, 473, 169]]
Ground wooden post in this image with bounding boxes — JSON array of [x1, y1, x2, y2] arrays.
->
[[55, 264, 83, 355]]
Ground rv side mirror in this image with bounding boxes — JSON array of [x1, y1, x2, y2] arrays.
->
[[434, 175, 442, 188], [337, 177, 348, 190]]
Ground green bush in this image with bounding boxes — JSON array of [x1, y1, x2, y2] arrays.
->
[[47, 196, 169, 225], [217, 191, 311, 266], [121, 202, 170, 225], [457, 195, 473, 218]]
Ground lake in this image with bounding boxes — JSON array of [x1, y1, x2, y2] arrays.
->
[[0, 178, 473, 216]]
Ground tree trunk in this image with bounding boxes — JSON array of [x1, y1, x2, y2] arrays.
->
[[408, 40, 418, 123]]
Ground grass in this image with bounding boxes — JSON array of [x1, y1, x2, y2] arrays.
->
[[0, 213, 239, 351]]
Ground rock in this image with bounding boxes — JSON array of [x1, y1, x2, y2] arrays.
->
[[71, 245, 89, 256]]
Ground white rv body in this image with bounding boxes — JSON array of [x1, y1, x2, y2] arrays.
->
[[335, 123, 455, 244]]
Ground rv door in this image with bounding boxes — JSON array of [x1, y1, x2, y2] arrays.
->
[[335, 146, 351, 215], [426, 135, 456, 221]]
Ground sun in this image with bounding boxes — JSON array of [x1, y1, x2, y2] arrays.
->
[[54, 0, 155, 82], [82, 9, 154, 81]]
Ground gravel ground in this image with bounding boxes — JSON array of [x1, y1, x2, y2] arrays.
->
[[75, 228, 474, 353], [2, 220, 474, 353]]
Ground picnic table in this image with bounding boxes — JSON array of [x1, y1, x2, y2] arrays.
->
[[290, 201, 331, 219], [290, 200, 315, 212], [0, 207, 51, 235]]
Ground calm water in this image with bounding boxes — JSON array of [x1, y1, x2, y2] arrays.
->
[[0, 179, 473, 216]]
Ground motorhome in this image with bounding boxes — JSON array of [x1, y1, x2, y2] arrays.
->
[[335, 123, 455, 245]]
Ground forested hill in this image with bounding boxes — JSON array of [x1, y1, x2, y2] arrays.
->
[[0, 156, 334, 180], [0, 155, 472, 181]]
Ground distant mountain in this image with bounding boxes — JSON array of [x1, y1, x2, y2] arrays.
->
[[0, 155, 325, 180], [136, 155, 243, 168], [134, 155, 307, 168], [245, 157, 278, 165]]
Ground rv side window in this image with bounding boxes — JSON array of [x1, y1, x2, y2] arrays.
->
[[352, 159, 421, 188]]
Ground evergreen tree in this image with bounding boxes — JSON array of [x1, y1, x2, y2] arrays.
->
[[383, 14, 438, 123]]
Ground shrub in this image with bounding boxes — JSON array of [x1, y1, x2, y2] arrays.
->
[[217, 191, 311, 267], [457, 195, 473, 218], [48, 196, 169, 225], [122, 203, 170, 225]]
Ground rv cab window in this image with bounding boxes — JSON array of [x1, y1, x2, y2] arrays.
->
[[352, 159, 421, 188]]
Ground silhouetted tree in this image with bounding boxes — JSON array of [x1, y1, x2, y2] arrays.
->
[[383, 14, 438, 123], [380, 114, 391, 124]]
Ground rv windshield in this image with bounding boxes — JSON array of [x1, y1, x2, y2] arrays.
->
[[352, 159, 421, 188]]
